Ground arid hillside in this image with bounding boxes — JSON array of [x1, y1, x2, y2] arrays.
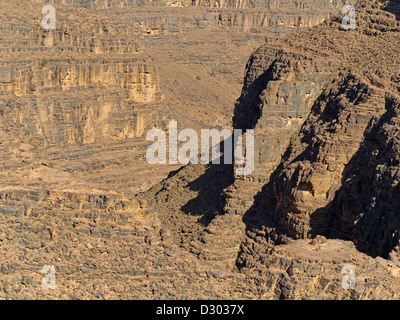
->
[[0, 0, 400, 300], [0, 0, 349, 193], [144, 0, 400, 299]]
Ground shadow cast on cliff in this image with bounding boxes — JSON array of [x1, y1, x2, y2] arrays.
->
[[177, 66, 274, 227], [383, 0, 400, 21], [178, 136, 235, 227], [235, 87, 351, 245], [235, 82, 400, 261], [309, 96, 400, 258], [233, 60, 276, 130], [178, 49, 279, 235]]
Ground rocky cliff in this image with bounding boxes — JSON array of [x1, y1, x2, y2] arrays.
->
[[1, 0, 351, 194], [230, 0, 400, 298], [1, 0, 400, 300], [233, 0, 400, 252], [145, 0, 400, 300]]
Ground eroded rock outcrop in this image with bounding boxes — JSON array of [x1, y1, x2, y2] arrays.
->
[[229, 0, 400, 288], [2, 0, 400, 300]]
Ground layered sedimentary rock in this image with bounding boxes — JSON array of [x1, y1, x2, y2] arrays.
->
[[329, 95, 400, 257], [144, 0, 400, 300], [230, 0, 400, 267], [0, 0, 174, 194], [234, 49, 334, 181], [2, 0, 400, 300], [1, 0, 352, 194], [36, 0, 351, 34]]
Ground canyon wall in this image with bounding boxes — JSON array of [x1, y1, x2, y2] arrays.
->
[[231, 0, 400, 259]]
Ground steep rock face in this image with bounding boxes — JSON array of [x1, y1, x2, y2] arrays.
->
[[118, 9, 333, 32], [2, 0, 400, 301], [35, 0, 174, 8], [0, 1, 162, 141], [272, 74, 386, 239], [231, 0, 400, 262], [0, 0, 173, 193], [193, 0, 350, 9], [143, 0, 400, 300], [233, 48, 333, 181], [330, 96, 400, 257], [37, 0, 351, 33], [1, 0, 356, 194], [0, 61, 159, 101], [38, 0, 351, 10]]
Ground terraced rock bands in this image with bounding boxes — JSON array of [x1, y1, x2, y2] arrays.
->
[[1, 0, 400, 300]]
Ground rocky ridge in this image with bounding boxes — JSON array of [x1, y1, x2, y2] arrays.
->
[[145, 0, 400, 299], [1, 0, 400, 300]]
